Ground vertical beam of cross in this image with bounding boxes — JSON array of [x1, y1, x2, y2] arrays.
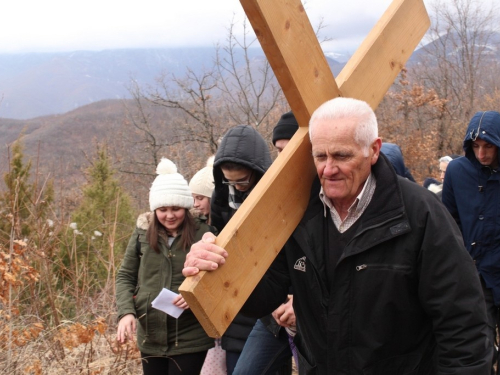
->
[[180, 0, 429, 338]]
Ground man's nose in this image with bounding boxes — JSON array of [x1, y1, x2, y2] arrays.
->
[[478, 147, 486, 159], [324, 159, 338, 175]]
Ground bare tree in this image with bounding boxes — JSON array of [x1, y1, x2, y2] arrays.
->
[[124, 80, 175, 170], [215, 18, 284, 130], [147, 67, 223, 155], [411, 0, 499, 152]]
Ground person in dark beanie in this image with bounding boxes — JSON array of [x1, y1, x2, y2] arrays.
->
[[272, 111, 299, 153]]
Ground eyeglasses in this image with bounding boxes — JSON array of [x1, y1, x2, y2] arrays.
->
[[222, 171, 254, 186]]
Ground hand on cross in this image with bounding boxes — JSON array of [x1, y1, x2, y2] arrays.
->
[[183, 232, 228, 276]]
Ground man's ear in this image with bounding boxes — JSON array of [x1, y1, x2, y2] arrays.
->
[[370, 138, 382, 165]]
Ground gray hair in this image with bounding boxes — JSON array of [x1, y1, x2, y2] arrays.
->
[[309, 98, 378, 157], [439, 156, 452, 163]]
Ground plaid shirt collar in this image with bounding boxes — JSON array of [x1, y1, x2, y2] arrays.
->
[[319, 172, 376, 233]]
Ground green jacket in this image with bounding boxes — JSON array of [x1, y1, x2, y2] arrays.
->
[[116, 211, 216, 356]]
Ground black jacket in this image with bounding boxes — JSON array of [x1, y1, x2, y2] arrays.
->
[[211, 124, 272, 353], [244, 154, 491, 374]]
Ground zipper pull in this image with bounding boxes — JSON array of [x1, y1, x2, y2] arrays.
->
[[356, 264, 367, 271]]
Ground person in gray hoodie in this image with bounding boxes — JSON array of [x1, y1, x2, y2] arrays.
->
[[211, 124, 272, 374]]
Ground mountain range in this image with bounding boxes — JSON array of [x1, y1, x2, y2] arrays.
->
[[1, 30, 499, 121], [0, 47, 348, 120], [1, 34, 498, 201]]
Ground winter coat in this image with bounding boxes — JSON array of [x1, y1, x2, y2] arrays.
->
[[243, 154, 491, 374], [380, 142, 416, 182], [442, 110, 500, 305], [211, 124, 272, 353], [115, 212, 217, 356]]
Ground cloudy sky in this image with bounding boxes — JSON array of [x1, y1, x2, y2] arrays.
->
[[0, 0, 495, 55]]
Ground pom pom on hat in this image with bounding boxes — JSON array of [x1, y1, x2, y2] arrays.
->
[[149, 158, 193, 211], [189, 156, 215, 198], [272, 111, 299, 145], [156, 158, 177, 174]]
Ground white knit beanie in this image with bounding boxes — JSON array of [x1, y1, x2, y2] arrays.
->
[[189, 156, 215, 198], [149, 158, 194, 211]]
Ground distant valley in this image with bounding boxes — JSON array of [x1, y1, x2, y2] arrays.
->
[[0, 47, 348, 120]]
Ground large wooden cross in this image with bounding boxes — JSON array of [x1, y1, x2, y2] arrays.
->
[[180, 0, 430, 338]]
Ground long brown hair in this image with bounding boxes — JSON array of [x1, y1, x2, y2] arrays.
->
[[146, 209, 196, 252]]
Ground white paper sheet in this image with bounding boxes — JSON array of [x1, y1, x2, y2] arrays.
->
[[151, 288, 184, 318]]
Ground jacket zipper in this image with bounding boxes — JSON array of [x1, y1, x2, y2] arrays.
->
[[355, 264, 410, 272]]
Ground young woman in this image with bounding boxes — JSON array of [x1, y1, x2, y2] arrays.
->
[[189, 156, 214, 223], [116, 158, 217, 375]]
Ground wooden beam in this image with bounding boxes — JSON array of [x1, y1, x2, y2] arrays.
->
[[238, 0, 342, 126], [180, 127, 315, 337], [336, 0, 430, 108], [179, 0, 429, 338]]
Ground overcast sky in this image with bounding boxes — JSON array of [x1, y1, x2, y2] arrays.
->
[[0, 0, 496, 55]]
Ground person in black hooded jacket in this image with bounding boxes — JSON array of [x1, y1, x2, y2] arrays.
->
[[211, 124, 272, 374]]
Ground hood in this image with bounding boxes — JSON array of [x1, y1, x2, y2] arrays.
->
[[380, 142, 416, 182], [463, 111, 500, 164], [213, 125, 272, 188], [136, 211, 154, 230]]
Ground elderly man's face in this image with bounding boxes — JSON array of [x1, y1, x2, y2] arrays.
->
[[439, 161, 449, 182], [311, 117, 380, 208]]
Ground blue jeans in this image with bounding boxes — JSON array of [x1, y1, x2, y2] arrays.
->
[[233, 319, 292, 375]]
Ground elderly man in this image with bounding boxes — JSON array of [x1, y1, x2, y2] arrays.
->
[[184, 98, 492, 374], [439, 155, 453, 182]]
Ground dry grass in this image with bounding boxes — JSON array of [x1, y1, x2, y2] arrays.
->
[[1, 316, 142, 375]]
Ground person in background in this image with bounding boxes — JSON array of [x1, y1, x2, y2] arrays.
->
[[189, 154, 227, 374], [184, 97, 492, 374], [422, 154, 459, 199], [233, 111, 299, 375], [211, 124, 273, 374], [439, 155, 453, 182], [380, 142, 416, 182], [189, 156, 215, 223], [115, 158, 217, 375], [423, 177, 443, 198], [442, 110, 500, 374]]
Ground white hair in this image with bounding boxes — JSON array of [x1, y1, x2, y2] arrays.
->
[[439, 156, 452, 163], [309, 97, 378, 156]]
